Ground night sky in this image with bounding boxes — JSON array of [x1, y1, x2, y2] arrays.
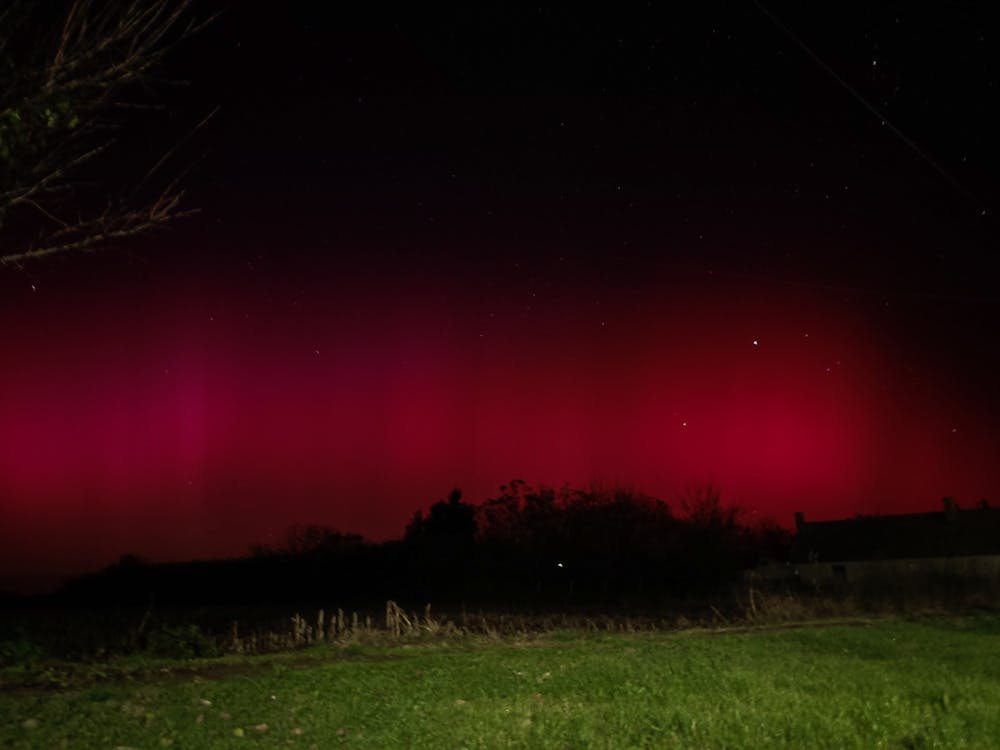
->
[[2, 2, 998, 593]]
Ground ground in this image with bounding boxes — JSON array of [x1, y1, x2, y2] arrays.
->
[[2, 615, 998, 748]]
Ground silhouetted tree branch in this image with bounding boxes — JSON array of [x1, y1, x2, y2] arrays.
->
[[680, 483, 739, 529]]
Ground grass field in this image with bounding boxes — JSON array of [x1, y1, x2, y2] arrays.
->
[[2, 615, 999, 749]]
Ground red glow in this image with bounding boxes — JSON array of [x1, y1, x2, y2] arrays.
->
[[1, 259, 997, 591]]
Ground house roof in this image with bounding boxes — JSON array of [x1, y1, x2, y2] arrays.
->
[[789, 501, 1000, 563]]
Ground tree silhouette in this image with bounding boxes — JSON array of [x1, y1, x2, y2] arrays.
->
[[679, 483, 738, 529], [55, 479, 785, 608], [404, 488, 477, 544], [675, 483, 744, 592], [402, 488, 479, 600], [285, 524, 363, 556]]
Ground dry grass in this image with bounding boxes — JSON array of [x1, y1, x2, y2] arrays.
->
[[3, 572, 997, 666]]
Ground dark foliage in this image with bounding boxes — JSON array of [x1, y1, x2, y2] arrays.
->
[[48, 481, 790, 612]]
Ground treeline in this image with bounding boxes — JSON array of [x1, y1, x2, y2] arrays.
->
[[55, 482, 791, 609]]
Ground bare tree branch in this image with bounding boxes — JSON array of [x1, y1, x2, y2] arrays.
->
[[0, 0, 217, 266], [134, 103, 218, 195], [2, 184, 198, 266]]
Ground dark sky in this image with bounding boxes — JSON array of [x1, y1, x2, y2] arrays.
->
[[2, 2, 998, 592]]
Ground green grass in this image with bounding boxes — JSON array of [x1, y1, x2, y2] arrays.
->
[[2, 616, 999, 748]]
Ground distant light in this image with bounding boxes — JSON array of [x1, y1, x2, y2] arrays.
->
[[556, 562, 564, 568], [752, 339, 759, 347]]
